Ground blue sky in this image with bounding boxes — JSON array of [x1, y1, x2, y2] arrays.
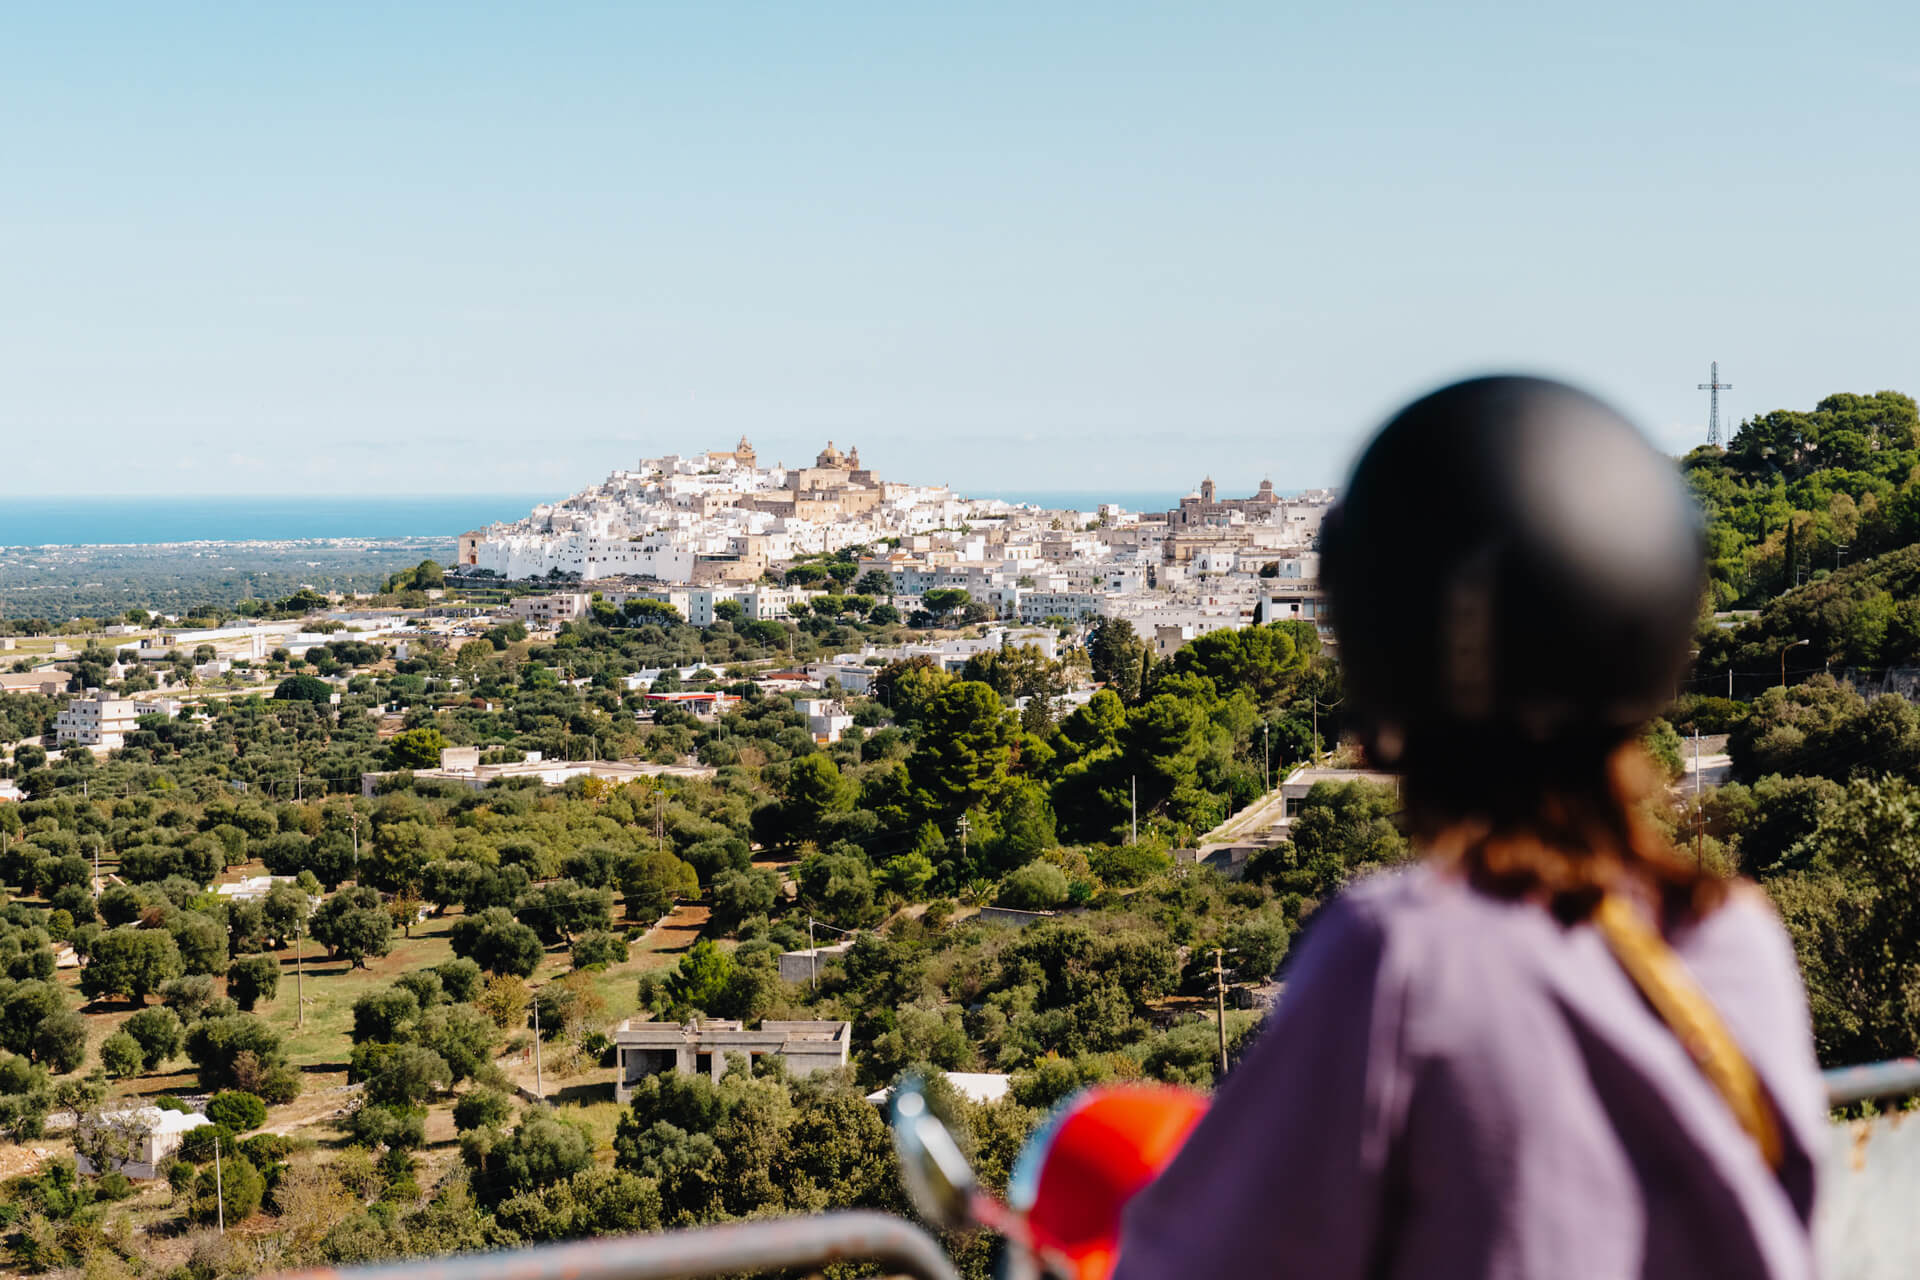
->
[[5, 3, 1916, 497]]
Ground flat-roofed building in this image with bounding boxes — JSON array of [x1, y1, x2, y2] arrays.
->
[[55, 690, 141, 748], [612, 1018, 851, 1100]]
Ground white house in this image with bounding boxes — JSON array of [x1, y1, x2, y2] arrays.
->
[[71, 1107, 212, 1179], [796, 698, 855, 744]]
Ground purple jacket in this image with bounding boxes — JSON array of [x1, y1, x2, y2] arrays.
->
[[1114, 866, 1826, 1279]]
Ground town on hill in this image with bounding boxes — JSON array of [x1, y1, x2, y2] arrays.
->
[[457, 439, 1333, 650]]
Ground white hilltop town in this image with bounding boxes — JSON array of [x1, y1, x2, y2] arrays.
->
[[457, 438, 1336, 655]]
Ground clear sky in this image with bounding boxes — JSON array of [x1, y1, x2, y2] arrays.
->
[[5, 2, 1916, 497]]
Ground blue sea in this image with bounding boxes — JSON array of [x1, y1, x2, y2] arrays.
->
[[0, 495, 552, 548], [0, 487, 1296, 547], [985, 488, 1313, 511], [985, 490, 1186, 512]]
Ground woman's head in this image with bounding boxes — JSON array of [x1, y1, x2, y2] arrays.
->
[[1323, 376, 1713, 916]]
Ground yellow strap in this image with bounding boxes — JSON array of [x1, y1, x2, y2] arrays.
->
[[1591, 894, 1784, 1171]]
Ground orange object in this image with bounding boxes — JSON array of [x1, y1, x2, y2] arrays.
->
[[1009, 1085, 1208, 1280]]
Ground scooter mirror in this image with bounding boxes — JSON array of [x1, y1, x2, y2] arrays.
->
[[891, 1076, 978, 1232]]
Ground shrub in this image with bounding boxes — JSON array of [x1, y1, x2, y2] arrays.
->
[[997, 861, 1070, 910], [349, 1103, 426, 1150], [178, 1122, 236, 1163], [436, 957, 483, 1003], [468, 1109, 594, 1206], [94, 1170, 134, 1202], [570, 930, 628, 971], [205, 1090, 267, 1133], [350, 1042, 452, 1108], [100, 1031, 144, 1079], [191, 1152, 263, 1222], [159, 974, 217, 1017], [452, 1088, 513, 1133]]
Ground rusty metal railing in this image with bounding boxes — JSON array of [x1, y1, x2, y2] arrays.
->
[[276, 1210, 961, 1280]]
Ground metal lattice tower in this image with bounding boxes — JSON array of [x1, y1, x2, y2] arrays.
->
[[1698, 361, 1732, 446]]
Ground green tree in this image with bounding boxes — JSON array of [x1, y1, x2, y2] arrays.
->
[[664, 939, 736, 1015], [796, 848, 880, 926], [777, 754, 856, 845], [81, 928, 184, 1004], [922, 588, 971, 618], [388, 727, 450, 770], [30, 1010, 87, 1074], [1770, 774, 1920, 1062], [709, 866, 780, 934], [1165, 621, 1312, 708], [351, 987, 421, 1044], [451, 907, 544, 977], [272, 673, 334, 707], [907, 681, 1021, 824], [311, 887, 394, 968], [226, 955, 281, 1011], [352, 1042, 453, 1107], [167, 911, 226, 976], [1249, 779, 1412, 900], [621, 850, 698, 921], [513, 880, 613, 944], [184, 1013, 299, 1099], [121, 1006, 185, 1068], [468, 1109, 596, 1207], [416, 1003, 500, 1084]]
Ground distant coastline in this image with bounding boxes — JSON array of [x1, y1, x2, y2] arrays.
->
[[0, 486, 1310, 549], [0, 495, 549, 549]]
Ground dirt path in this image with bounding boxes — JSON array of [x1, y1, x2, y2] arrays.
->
[[637, 902, 709, 963]]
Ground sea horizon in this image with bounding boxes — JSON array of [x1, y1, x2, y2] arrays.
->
[[0, 485, 1317, 549], [0, 494, 550, 548]]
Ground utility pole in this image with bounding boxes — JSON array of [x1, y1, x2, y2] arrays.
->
[[1213, 948, 1229, 1077], [1698, 361, 1732, 447], [532, 994, 543, 1100], [956, 814, 970, 863], [1693, 727, 1704, 866], [1130, 776, 1137, 845], [295, 919, 305, 1028], [808, 916, 818, 991], [351, 811, 359, 881], [1262, 723, 1270, 792], [214, 1134, 227, 1234]]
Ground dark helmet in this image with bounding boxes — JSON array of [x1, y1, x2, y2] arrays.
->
[[1321, 375, 1705, 765]]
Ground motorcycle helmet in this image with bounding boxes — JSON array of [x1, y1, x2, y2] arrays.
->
[[1321, 375, 1705, 766]]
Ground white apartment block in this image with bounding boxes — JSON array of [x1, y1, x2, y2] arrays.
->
[[1018, 592, 1105, 624], [55, 690, 142, 748], [507, 594, 590, 626]]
